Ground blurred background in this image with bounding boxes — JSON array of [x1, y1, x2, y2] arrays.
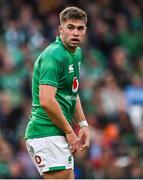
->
[[0, 0, 143, 178]]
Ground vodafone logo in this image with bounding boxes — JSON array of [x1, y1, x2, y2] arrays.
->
[[35, 155, 41, 164], [72, 77, 79, 93]]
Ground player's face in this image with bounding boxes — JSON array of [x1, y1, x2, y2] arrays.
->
[[59, 19, 87, 51]]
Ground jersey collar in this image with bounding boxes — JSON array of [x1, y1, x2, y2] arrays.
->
[[55, 36, 63, 45]]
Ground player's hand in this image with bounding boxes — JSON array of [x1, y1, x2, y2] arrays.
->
[[66, 131, 79, 154], [78, 126, 90, 151]]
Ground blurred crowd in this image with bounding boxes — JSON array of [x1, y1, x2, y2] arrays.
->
[[0, 0, 143, 178]]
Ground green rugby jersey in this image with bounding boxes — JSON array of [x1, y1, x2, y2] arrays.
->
[[25, 36, 82, 138]]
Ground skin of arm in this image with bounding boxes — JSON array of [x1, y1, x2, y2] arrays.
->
[[74, 95, 90, 151], [39, 84, 79, 154]]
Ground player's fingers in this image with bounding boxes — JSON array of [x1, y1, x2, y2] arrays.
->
[[78, 131, 83, 140], [70, 147, 77, 154], [79, 147, 86, 151], [85, 137, 90, 147], [79, 144, 88, 151], [69, 140, 79, 154], [71, 145, 79, 154], [79, 137, 89, 151]]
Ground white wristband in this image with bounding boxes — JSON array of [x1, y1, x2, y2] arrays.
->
[[78, 120, 88, 128]]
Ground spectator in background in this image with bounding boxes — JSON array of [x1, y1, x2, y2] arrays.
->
[[124, 75, 143, 130], [100, 71, 127, 120], [109, 47, 132, 89]]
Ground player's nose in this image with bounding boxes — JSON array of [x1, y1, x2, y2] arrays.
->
[[73, 28, 79, 36]]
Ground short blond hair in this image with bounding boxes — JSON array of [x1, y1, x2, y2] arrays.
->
[[59, 6, 87, 24]]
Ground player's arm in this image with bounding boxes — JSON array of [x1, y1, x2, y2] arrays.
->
[[73, 95, 90, 151], [39, 84, 79, 154]]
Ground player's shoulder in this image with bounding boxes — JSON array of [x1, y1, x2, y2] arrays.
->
[[40, 41, 66, 62]]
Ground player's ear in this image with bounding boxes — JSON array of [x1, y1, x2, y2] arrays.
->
[[59, 25, 62, 33]]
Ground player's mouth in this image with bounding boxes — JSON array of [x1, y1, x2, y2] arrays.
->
[[71, 38, 80, 44]]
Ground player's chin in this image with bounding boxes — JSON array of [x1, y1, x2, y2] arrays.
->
[[71, 42, 80, 48]]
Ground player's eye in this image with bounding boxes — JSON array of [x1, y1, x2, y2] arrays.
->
[[78, 26, 85, 31], [67, 26, 75, 30]]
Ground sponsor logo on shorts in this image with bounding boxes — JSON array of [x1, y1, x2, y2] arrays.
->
[[28, 145, 34, 157], [68, 155, 72, 164], [35, 155, 42, 164], [39, 164, 45, 168]]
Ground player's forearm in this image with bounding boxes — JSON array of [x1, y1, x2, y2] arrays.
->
[[41, 98, 73, 134], [74, 95, 86, 123]]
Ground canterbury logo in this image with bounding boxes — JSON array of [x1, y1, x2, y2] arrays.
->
[[68, 64, 74, 73]]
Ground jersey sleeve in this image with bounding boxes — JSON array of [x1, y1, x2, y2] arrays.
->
[[39, 54, 61, 87]]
